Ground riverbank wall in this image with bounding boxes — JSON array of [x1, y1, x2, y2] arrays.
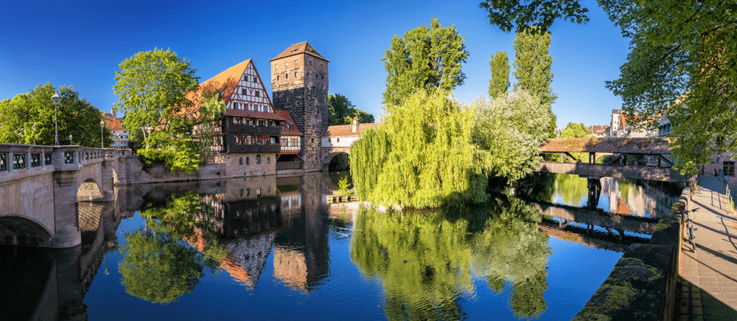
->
[[574, 175, 698, 321]]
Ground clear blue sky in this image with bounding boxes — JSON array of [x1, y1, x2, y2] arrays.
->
[[0, 0, 629, 128]]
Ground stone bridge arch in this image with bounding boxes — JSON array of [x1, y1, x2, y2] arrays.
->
[[321, 146, 351, 170], [0, 145, 120, 248]]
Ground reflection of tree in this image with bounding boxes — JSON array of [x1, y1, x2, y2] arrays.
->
[[350, 198, 550, 320], [554, 174, 588, 206], [119, 192, 224, 303], [119, 230, 204, 303], [618, 178, 637, 203]]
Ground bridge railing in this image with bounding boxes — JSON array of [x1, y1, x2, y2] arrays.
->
[[0, 144, 118, 183]]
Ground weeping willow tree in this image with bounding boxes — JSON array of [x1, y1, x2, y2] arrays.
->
[[350, 90, 490, 209], [350, 198, 551, 320]]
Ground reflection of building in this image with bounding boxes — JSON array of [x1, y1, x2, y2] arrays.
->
[[600, 177, 679, 218], [273, 173, 329, 291]]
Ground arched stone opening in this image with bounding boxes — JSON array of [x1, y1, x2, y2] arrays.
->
[[325, 152, 350, 172], [77, 179, 103, 202], [78, 202, 103, 248], [0, 216, 53, 246]]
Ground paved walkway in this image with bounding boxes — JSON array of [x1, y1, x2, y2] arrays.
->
[[679, 176, 737, 320]]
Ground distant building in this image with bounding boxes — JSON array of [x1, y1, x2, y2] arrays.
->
[[589, 125, 610, 138], [102, 111, 129, 150], [608, 109, 658, 137]]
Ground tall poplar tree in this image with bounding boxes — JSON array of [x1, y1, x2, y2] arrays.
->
[[488, 51, 510, 98], [513, 27, 557, 136], [381, 17, 470, 106]]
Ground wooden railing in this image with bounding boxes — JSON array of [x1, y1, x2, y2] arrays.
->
[[276, 161, 303, 170]]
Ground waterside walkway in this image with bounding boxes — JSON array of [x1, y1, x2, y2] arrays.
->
[[679, 176, 737, 320]]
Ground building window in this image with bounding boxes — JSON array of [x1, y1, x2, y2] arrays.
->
[[239, 157, 243, 165], [246, 157, 250, 165], [286, 62, 289, 67], [233, 102, 239, 110], [724, 161, 735, 176], [255, 91, 259, 97], [294, 72, 298, 78], [267, 156, 271, 164], [240, 189, 243, 197], [247, 188, 250, 196], [243, 75, 247, 81], [320, 63, 323, 70], [235, 135, 241, 145], [322, 75, 324, 80], [295, 59, 298, 65], [315, 74, 318, 80], [241, 88, 247, 95], [286, 73, 289, 79], [309, 60, 312, 66], [256, 154, 261, 164], [337, 138, 340, 143], [277, 75, 280, 81], [245, 135, 254, 145]]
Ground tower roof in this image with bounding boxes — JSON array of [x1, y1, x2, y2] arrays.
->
[[270, 42, 330, 62]]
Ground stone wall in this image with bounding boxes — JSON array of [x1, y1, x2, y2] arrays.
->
[[574, 175, 698, 320], [271, 52, 329, 172], [223, 153, 276, 178]]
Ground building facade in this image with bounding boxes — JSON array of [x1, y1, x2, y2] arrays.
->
[[102, 112, 129, 150]]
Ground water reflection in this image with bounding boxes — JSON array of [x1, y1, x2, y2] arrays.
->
[[350, 198, 551, 320], [525, 173, 681, 218], [1, 172, 633, 320]]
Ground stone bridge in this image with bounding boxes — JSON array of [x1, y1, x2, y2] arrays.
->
[[320, 122, 380, 170], [0, 144, 121, 248]]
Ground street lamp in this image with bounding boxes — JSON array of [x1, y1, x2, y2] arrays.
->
[[100, 120, 105, 148], [52, 91, 61, 145], [32, 124, 36, 145], [69, 134, 72, 145]]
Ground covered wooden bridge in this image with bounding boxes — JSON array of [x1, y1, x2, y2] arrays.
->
[[536, 138, 687, 183]]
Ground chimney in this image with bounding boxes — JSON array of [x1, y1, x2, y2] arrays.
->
[[352, 117, 358, 133]]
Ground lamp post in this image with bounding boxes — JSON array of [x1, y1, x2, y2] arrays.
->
[[52, 91, 61, 145], [100, 120, 105, 148], [32, 124, 36, 145], [69, 134, 72, 145]]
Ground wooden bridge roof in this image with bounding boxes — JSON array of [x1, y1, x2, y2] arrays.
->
[[539, 137, 672, 155]]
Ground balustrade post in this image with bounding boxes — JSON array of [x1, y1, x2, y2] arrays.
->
[[7, 151, 13, 173]]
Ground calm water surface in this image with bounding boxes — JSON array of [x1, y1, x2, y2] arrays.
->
[[0, 172, 681, 320]]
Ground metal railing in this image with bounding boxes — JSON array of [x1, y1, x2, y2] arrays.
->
[[718, 170, 734, 214]]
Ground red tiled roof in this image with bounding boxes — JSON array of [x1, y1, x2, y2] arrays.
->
[[225, 109, 285, 121], [589, 125, 609, 135], [274, 110, 303, 136], [325, 123, 381, 137], [270, 42, 330, 62], [105, 118, 125, 130]]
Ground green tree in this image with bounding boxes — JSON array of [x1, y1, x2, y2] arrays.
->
[[474, 89, 551, 183], [350, 90, 489, 209], [513, 27, 557, 109], [480, 0, 737, 174], [0, 83, 112, 147], [489, 51, 510, 98], [193, 85, 226, 163], [328, 93, 375, 125], [113, 48, 199, 142], [559, 122, 589, 139], [381, 17, 470, 106]]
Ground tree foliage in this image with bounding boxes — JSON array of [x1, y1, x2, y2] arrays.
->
[[382, 18, 470, 106], [328, 93, 375, 125], [474, 89, 551, 182], [0, 83, 112, 147], [350, 198, 550, 320], [351, 90, 489, 209], [559, 122, 589, 139], [479, 0, 590, 33], [113, 48, 199, 137], [479, 0, 737, 174], [513, 27, 557, 109], [489, 51, 511, 99]]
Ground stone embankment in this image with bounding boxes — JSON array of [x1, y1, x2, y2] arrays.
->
[[574, 175, 699, 320]]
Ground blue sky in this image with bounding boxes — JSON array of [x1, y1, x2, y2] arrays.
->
[[0, 0, 630, 128]]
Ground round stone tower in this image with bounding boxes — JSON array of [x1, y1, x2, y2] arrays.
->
[[270, 42, 329, 172]]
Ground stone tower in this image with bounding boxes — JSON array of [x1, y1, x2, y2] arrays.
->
[[270, 42, 329, 171]]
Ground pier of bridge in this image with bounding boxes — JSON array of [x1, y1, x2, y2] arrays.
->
[[0, 144, 120, 248]]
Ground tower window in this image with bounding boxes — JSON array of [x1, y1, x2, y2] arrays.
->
[[309, 60, 312, 66], [294, 72, 297, 78], [286, 62, 289, 67], [322, 75, 324, 80], [295, 59, 298, 64], [316, 74, 318, 79], [286, 74, 289, 79], [320, 63, 323, 70], [275, 64, 278, 69], [277, 75, 279, 81]]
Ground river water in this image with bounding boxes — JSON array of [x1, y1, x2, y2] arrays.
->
[[0, 172, 682, 320]]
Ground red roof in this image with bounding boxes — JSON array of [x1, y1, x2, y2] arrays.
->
[[274, 110, 303, 136], [270, 42, 330, 62], [225, 110, 285, 121], [105, 118, 125, 130], [325, 123, 381, 137]]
